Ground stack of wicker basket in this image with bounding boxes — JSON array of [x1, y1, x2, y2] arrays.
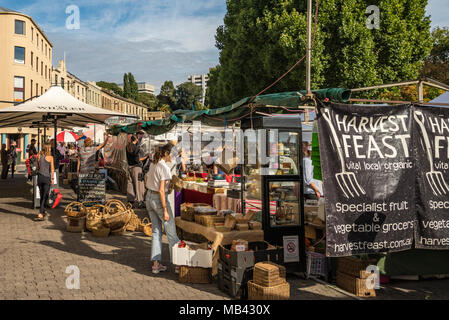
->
[[65, 202, 87, 233], [248, 262, 290, 300]]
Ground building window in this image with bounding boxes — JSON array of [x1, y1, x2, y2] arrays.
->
[[61, 77, 65, 89], [36, 83, 38, 96], [49, 48, 51, 58], [31, 79, 33, 97], [36, 57, 38, 72], [14, 76, 25, 102], [55, 74, 58, 86], [45, 66, 47, 79], [15, 20, 25, 35], [37, 34, 39, 47], [41, 86, 43, 95], [31, 27, 34, 41], [14, 46, 25, 64], [41, 40, 43, 52], [31, 52, 33, 68], [45, 44, 47, 56], [41, 61, 43, 76]]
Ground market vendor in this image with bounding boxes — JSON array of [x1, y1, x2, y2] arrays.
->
[[77, 134, 109, 176], [303, 142, 323, 200]]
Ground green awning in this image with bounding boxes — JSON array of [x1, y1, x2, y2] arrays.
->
[[108, 88, 351, 135]]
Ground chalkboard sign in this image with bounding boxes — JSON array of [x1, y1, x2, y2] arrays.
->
[[78, 173, 106, 204]]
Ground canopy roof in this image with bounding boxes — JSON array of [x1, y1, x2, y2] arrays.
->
[[0, 86, 126, 129], [427, 91, 449, 108], [109, 88, 351, 135]]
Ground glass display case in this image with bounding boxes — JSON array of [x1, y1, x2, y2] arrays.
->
[[241, 114, 306, 272]]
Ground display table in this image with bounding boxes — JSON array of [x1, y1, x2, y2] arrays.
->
[[175, 217, 264, 276]]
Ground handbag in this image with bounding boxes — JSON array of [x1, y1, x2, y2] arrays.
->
[[168, 174, 183, 193]]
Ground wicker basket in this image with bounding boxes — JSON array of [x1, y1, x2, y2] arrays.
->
[[110, 224, 127, 236], [92, 226, 110, 237], [247, 280, 290, 300], [103, 209, 132, 230], [125, 206, 141, 232], [66, 216, 86, 233], [194, 215, 225, 227], [178, 266, 211, 284], [105, 200, 127, 215], [140, 217, 152, 237], [253, 262, 286, 287], [85, 205, 106, 232], [65, 202, 86, 218]]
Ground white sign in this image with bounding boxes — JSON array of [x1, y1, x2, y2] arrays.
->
[[283, 235, 300, 263]]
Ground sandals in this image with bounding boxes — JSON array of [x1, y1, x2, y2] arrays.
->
[[34, 213, 45, 221]]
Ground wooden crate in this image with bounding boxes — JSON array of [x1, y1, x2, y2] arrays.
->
[[337, 256, 377, 279], [248, 280, 290, 300], [179, 266, 211, 284], [336, 271, 376, 297]]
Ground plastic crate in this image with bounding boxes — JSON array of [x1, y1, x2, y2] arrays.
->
[[219, 241, 283, 269], [217, 260, 253, 300], [306, 251, 326, 278]]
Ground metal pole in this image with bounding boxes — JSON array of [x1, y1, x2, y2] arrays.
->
[[43, 127, 47, 144], [306, 0, 312, 96], [54, 119, 57, 151], [37, 127, 40, 152], [94, 123, 96, 145]]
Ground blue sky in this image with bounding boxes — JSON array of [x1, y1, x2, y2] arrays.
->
[[2, 0, 448, 94]]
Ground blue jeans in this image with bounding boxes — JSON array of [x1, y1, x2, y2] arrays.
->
[[146, 192, 179, 262]]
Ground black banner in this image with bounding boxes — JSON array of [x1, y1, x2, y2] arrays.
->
[[78, 173, 106, 204], [318, 103, 415, 256], [414, 106, 449, 249]]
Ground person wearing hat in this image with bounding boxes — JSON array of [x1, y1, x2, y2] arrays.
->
[[302, 141, 322, 200], [126, 134, 149, 208]]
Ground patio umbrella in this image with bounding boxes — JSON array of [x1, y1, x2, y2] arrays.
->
[[56, 131, 77, 143]]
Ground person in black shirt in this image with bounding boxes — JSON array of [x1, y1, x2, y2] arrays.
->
[[27, 139, 37, 157], [126, 135, 148, 208]]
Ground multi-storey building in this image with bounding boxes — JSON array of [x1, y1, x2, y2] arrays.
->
[[188, 74, 209, 105], [0, 6, 53, 162], [100, 88, 148, 121], [118, 81, 155, 95], [86, 81, 101, 108]]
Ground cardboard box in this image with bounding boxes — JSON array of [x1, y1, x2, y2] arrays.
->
[[172, 241, 213, 268]]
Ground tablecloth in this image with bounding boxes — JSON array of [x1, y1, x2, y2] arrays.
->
[[182, 189, 214, 206]]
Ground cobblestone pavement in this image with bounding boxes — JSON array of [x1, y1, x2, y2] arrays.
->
[[0, 167, 447, 300]]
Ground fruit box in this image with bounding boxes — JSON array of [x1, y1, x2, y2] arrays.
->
[[219, 241, 283, 269], [172, 241, 213, 268]]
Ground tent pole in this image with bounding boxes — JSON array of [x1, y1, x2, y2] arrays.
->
[[44, 127, 47, 144], [37, 127, 40, 152], [54, 119, 57, 151]]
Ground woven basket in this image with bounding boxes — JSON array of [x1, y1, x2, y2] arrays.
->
[[253, 262, 286, 287], [248, 280, 290, 300], [85, 205, 106, 231], [110, 224, 127, 236], [65, 202, 86, 218], [105, 200, 127, 215], [66, 216, 86, 233], [103, 209, 132, 230], [125, 205, 141, 232], [141, 217, 152, 237], [194, 215, 225, 227], [178, 266, 211, 284], [92, 226, 110, 238]]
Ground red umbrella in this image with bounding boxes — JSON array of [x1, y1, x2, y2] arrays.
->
[[56, 131, 78, 143]]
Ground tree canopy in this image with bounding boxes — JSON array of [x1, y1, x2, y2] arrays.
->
[[206, 0, 433, 108], [96, 81, 124, 97]]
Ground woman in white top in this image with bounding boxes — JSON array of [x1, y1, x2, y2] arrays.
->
[[146, 143, 180, 274]]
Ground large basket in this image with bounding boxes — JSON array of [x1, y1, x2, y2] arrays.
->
[[110, 224, 127, 236], [125, 204, 140, 232], [103, 209, 132, 230], [66, 216, 86, 233], [140, 217, 152, 237], [65, 202, 86, 218], [105, 200, 127, 215], [253, 262, 287, 287], [92, 226, 110, 238], [178, 266, 211, 284], [85, 205, 106, 232], [247, 280, 290, 300]]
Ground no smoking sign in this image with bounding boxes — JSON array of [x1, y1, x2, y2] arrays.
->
[[283, 235, 299, 263]]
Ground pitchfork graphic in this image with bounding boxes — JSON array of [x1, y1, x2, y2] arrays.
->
[[414, 110, 449, 196], [322, 108, 366, 199]]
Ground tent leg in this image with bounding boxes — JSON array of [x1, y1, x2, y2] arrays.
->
[[54, 119, 57, 151], [37, 127, 40, 152]]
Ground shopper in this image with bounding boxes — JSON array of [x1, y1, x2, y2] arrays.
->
[[35, 143, 55, 221], [27, 139, 37, 157], [9, 145, 17, 179], [126, 135, 148, 208], [1, 144, 9, 179], [146, 143, 179, 274], [77, 135, 108, 176], [302, 142, 322, 200]]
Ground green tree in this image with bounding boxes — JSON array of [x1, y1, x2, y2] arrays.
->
[[123, 74, 130, 98], [157, 81, 177, 110], [128, 73, 139, 100], [138, 92, 159, 110], [174, 82, 203, 110], [207, 0, 432, 107], [96, 81, 124, 96], [421, 26, 449, 84]]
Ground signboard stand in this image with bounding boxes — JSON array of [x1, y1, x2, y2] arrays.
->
[[77, 172, 106, 204]]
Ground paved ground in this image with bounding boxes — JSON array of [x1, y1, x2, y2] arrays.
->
[[0, 166, 447, 300]]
